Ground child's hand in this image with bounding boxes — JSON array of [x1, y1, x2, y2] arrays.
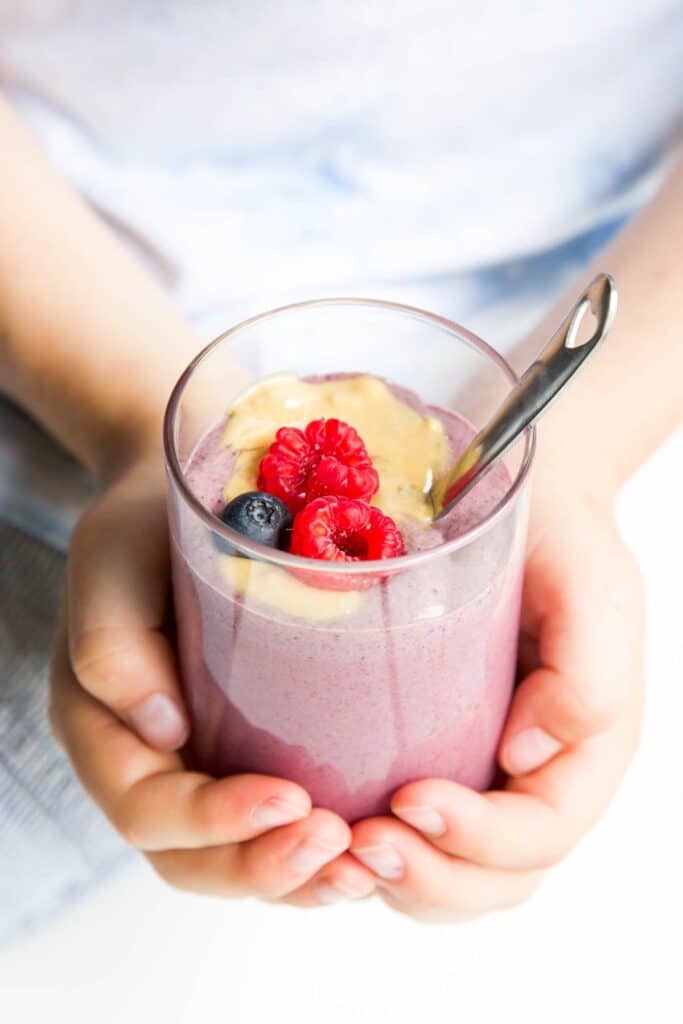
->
[[347, 487, 645, 922], [49, 457, 376, 906]]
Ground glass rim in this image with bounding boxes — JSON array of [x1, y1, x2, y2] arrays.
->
[[163, 296, 535, 574]]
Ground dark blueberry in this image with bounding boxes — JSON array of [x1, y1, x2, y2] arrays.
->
[[213, 491, 292, 556]]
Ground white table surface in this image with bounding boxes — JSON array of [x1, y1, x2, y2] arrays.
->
[[2, 430, 681, 1024]]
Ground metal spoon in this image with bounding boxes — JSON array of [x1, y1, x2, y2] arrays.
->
[[431, 273, 618, 520]]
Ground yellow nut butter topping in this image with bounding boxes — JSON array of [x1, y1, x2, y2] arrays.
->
[[222, 374, 449, 524], [217, 374, 449, 621], [218, 554, 365, 622]]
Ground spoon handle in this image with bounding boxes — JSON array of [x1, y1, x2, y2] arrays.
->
[[433, 273, 618, 520]]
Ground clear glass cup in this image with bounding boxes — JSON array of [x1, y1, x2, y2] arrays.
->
[[164, 299, 534, 821]]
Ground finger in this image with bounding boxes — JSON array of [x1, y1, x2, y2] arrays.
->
[[150, 809, 351, 900], [499, 666, 621, 776], [391, 778, 561, 869], [121, 773, 313, 851], [68, 462, 188, 750], [235, 808, 351, 900], [350, 818, 543, 915], [279, 853, 378, 908], [500, 521, 644, 775], [392, 689, 642, 872], [51, 627, 312, 850]]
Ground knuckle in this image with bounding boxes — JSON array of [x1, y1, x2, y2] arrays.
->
[[281, 895, 321, 911], [69, 631, 107, 687], [70, 631, 133, 704], [234, 846, 281, 900], [377, 888, 414, 916], [456, 824, 498, 866], [402, 874, 458, 913], [234, 860, 267, 899], [195, 785, 239, 839], [113, 804, 146, 849], [579, 693, 619, 735], [554, 675, 619, 738], [69, 631, 102, 690], [148, 852, 186, 890], [149, 852, 245, 899]]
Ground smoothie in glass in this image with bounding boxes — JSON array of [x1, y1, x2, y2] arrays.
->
[[165, 301, 533, 822]]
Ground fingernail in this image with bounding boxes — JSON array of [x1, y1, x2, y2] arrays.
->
[[129, 694, 188, 749], [314, 881, 364, 905], [393, 805, 447, 837], [249, 798, 308, 829], [351, 844, 404, 880], [288, 839, 342, 876], [504, 726, 563, 775]]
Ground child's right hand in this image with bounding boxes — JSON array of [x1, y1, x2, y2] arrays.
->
[[49, 455, 376, 907]]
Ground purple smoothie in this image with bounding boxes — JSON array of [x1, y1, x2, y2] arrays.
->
[[169, 378, 526, 821]]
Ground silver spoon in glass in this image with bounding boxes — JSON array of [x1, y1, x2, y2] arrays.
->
[[431, 273, 618, 520]]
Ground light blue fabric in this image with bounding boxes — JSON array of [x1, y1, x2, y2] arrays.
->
[[0, 517, 132, 948]]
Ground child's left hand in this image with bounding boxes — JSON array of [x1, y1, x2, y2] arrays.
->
[[342, 486, 644, 921]]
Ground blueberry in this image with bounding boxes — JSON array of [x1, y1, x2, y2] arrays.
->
[[213, 491, 292, 556]]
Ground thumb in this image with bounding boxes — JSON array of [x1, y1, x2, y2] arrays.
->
[[499, 518, 644, 778], [67, 464, 189, 751]]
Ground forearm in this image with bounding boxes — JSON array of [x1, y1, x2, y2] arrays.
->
[[519, 149, 683, 505], [0, 97, 202, 478]]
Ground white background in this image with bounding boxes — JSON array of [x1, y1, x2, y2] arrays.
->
[[1, 429, 681, 1024]]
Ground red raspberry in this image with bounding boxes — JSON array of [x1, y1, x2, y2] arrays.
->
[[289, 496, 405, 590], [257, 418, 379, 514]]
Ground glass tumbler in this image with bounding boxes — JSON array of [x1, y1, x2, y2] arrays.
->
[[164, 299, 534, 821]]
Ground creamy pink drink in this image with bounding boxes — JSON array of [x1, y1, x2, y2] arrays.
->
[[168, 370, 527, 821]]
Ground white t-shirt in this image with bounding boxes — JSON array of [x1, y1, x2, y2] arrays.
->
[[1, 0, 682, 323]]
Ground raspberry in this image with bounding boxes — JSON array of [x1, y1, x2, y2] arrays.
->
[[289, 496, 405, 590], [257, 418, 379, 514]]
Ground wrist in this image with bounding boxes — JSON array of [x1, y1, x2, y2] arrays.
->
[[530, 425, 617, 524], [97, 412, 164, 483], [70, 336, 203, 484]]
